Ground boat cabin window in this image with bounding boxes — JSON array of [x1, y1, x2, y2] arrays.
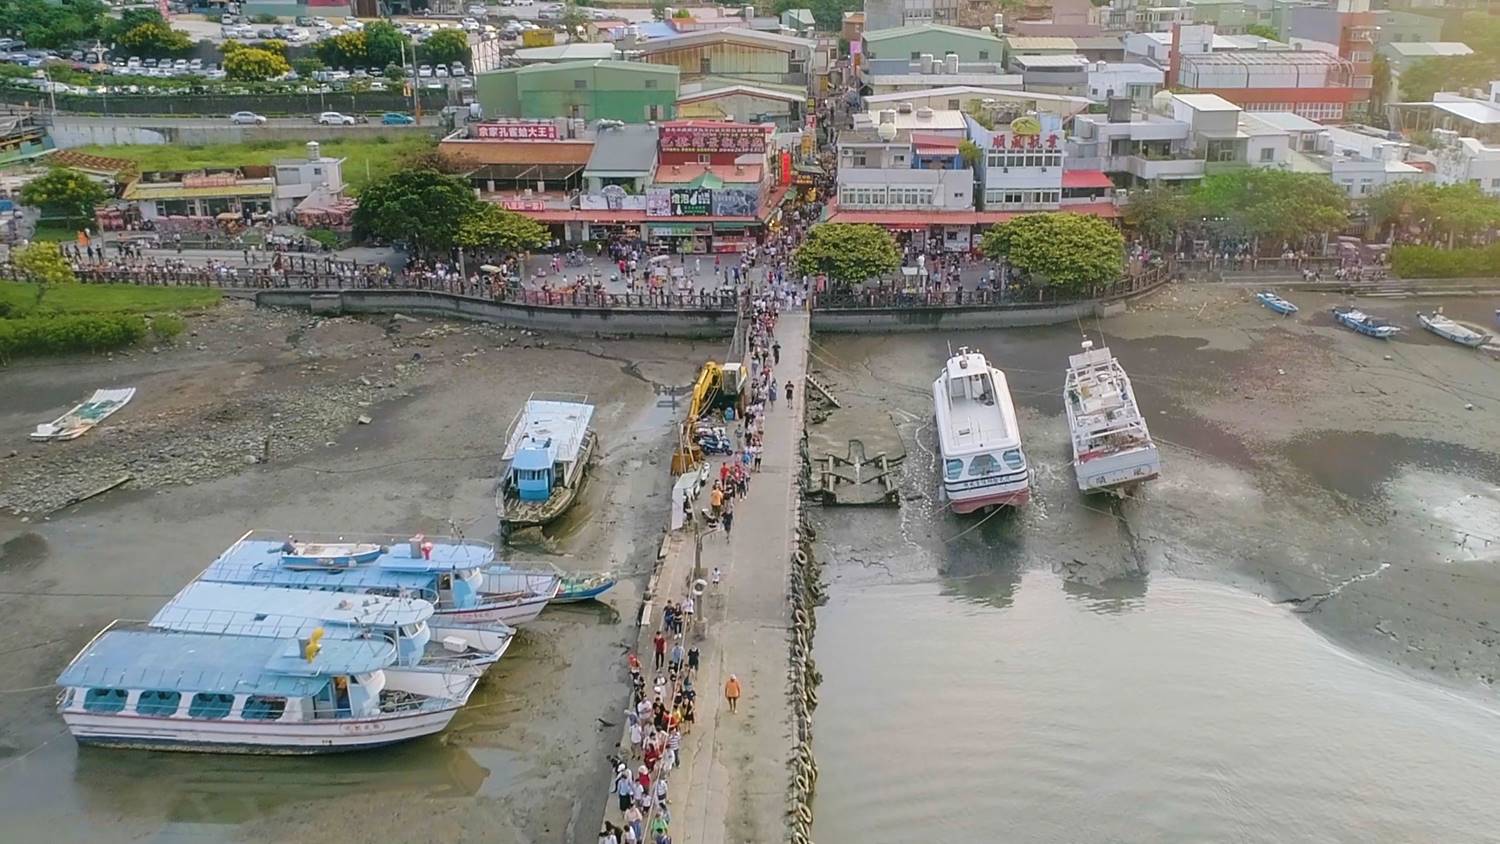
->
[[187, 692, 234, 720], [242, 695, 287, 721], [1002, 449, 1025, 470], [967, 454, 1001, 477], [83, 687, 128, 714], [400, 623, 422, 638], [944, 459, 963, 481], [135, 689, 182, 716]]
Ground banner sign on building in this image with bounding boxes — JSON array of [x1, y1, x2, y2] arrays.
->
[[991, 132, 1060, 150], [660, 124, 766, 154], [711, 187, 759, 217], [645, 188, 673, 217], [476, 121, 559, 140], [670, 188, 713, 216]]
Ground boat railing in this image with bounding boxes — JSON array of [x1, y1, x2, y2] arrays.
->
[[378, 690, 458, 715], [227, 529, 495, 558]]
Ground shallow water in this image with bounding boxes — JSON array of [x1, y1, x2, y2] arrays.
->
[[812, 573, 1500, 844]]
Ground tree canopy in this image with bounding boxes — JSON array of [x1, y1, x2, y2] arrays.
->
[[1366, 181, 1500, 244], [791, 224, 900, 285], [979, 213, 1124, 290], [353, 169, 479, 253], [316, 31, 370, 69], [421, 29, 471, 68], [1398, 54, 1499, 103], [1120, 186, 1190, 247], [454, 205, 550, 253], [11, 241, 76, 307], [363, 21, 411, 69], [224, 47, 290, 82], [1189, 169, 1348, 245], [117, 21, 193, 58], [20, 168, 109, 223], [0, 0, 106, 50]]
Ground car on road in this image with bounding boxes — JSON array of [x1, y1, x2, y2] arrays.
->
[[468, 3, 488, 14], [316, 111, 357, 125], [230, 111, 267, 125], [381, 111, 415, 125]]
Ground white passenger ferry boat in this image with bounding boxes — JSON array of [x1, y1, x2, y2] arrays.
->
[[1063, 340, 1160, 495], [56, 623, 475, 754], [933, 347, 1031, 513]]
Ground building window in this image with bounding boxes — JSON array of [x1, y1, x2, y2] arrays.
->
[[574, 79, 587, 89], [1491, 178, 1500, 188], [1259, 147, 1275, 162], [984, 150, 1063, 170], [312, 167, 322, 176], [1352, 75, 1373, 89], [948, 99, 960, 109], [648, 104, 661, 120], [700, 57, 711, 74], [978, 50, 989, 60], [910, 51, 921, 60], [644, 79, 658, 89], [1350, 51, 1372, 63]]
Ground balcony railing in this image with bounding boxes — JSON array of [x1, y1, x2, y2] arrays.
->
[[1125, 155, 1207, 180]]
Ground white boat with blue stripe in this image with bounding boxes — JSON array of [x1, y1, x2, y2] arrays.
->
[[56, 622, 474, 754], [933, 346, 1031, 513], [198, 531, 560, 627], [150, 582, 514, 700]]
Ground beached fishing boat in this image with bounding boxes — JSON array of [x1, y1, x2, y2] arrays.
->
[[150, 582, 513, 699], [1333, 306, 1401, 339], [932, 347, 1030, 513], [199, 531, 560, 627], [498, 395, 597, 529], [31, 387, 136, 442], [1064, 340, 1160, 495], [1418, 312, 1490, 348], [1256, 291, 1299, 315], [55, 622, 475, 754], [553, 572, 617, 603]]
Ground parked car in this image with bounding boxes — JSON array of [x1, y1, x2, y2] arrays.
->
[[294, 15, 312, 26], [381, 111, 415, 125], [230, 111, 267, 125], [434, 66, 448, 78], [417, 64, 432, 78], [316, 111, 356, 125], [467, 3, 487, 15], [450, 63, 466, 76]]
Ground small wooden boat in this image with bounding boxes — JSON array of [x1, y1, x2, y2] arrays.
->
[[1332, 306, 1400, 339], [279, 541, 385, 569], [1418, 312, 1490, 348], [1256, 291, 1298, 315], [31, 387, 136, 441], [554, 572, 617, 603]]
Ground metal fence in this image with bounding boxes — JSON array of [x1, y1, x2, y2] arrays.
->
[[811, 266, 1172, 311], [0, 88, 451, 117]]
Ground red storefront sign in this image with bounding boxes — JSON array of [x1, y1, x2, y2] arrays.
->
[[660, 124, 766, 154], [476, 122, 559, 141], [501, 198, 547, 211], [990, 132, 1060, 150]]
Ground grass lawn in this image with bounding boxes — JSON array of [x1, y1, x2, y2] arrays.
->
[[73, 136, 437, 194], [0, 282, 221, 315], [30, 223, 83, 243]]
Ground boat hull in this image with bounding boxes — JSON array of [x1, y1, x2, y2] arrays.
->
[[429, 621, 514, 653], [1075, 447, 1161, 494], [499, 431, 596, 528], [436, 596, 550, 627], [552, 576, 618, 604], [1419, 316, 1488, 347], [948, 484, 1030, 513], [61, 707, 461, 755]]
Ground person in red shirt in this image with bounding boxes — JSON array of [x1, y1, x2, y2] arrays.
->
[[653, 632, 666, 670]]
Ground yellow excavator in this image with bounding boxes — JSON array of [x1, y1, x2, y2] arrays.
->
[[673, 360, 747, 473]]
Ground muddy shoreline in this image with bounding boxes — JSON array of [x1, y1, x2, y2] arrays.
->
[[804, 285, 1500, 692], [0, 301, 705, 843]]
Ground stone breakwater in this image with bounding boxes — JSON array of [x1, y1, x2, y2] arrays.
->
[[787, 434, 824, 844]]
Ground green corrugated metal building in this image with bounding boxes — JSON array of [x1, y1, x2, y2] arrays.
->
[[861, 24, 1005, 64], [476, 60, 680, 123]]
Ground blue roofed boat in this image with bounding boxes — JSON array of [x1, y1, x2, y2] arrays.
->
[[55, 623, 474, 754], [1333, 306, 1401, 339], [498, 394, 598, 530], [199, 531, 560, 627], [1256, 291, 1298, 315], [151, 582, 514, 699]]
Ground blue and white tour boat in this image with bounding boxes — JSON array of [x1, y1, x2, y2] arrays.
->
[[498, 394, 598, 529]]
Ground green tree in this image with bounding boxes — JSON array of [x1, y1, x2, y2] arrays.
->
[[1398, 54, 1499, 103], [291, 57, 325, 79], [651, 0, 667, 20], [454, 205, 550, 253], [957, 139, 982, 168], [1369, 181, 1500, 245], [363, 21, 411, 69], [1122, 187, 1191, 248], [0, 0, 106, 50], [258, 38, 289, 56], [1189, 169, 1348, 246], [21, 168, 109, 223], [353, 169, 480, 253], [11, 241, 76, 308], [791, 224, 900, 286], [421, 29, 471, 69], [316, 31, 369, 69], [1244, 23, 1280, 41], [560, 0, 588, 31], [979, 213, 1124, 290], [224, 47, 290, 82], [117, 21, 193, 58]]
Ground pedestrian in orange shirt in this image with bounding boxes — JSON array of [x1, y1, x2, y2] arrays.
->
[[724, 674, 742, 714]]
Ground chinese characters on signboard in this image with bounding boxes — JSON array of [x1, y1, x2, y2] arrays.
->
[[475, 122, 559, 140], [645, 188, 672, 217], [670, 188, 713, 216], [990, 132, 1060, 151], [660, 124, 767, 154]]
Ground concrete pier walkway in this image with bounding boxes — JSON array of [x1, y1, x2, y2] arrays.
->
[[613, 311, 809, 844]]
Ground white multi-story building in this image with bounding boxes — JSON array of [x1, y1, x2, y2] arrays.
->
[[833, 108, 976, 250], [1085, 62, 1166, 107], [1067, 97, 1206, 183], [966, 113, 1068, 210], [1430, 131, 1500, 196]]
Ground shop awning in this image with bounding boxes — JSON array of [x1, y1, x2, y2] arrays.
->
[[1060, 170, 1114, 189]]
